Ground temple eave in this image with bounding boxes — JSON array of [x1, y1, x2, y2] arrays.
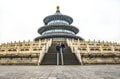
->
[[38, 25, 79, 34], [43, 15, 73, 25], [34, 35, 84, 41]]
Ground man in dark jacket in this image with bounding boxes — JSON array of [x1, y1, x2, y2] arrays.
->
[[56, 43, 61, 65], [56, 43, 60, 53]]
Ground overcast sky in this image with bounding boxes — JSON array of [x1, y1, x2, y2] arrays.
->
[[0, 0, 120, 43]]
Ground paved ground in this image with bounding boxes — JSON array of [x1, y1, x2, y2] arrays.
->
[[0, 65, 120, 79]]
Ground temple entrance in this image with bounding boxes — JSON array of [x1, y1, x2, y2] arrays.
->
[[52, 38, 66, 42]]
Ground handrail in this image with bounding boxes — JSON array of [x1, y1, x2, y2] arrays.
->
[[66, 39, 83, 65], [60, 48, 64, 65], [38, 39, 52, 65], [57, 53, 59, 65], [74, 48, 83, 65], [57, 48, 64, 65], [38, 45, 46, 65]]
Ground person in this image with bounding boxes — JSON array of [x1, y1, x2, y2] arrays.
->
[[56, 43, 60, 53], [56, 43, 61, 65], [61, 43, 65, 53]]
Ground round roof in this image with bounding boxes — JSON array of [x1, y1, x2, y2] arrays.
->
[[38, 25, 79, 34], [43, 15, 73, 25], [43, 6, 73, 25]]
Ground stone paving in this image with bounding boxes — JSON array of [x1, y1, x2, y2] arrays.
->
[[0, 65, 120, 79]]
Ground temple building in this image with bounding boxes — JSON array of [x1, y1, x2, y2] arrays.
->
[[35, 6, 83, 41], [0, 6, 120, 65]]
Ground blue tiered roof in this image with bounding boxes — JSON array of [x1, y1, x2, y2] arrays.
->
[[43, 6, 73, 25], [34, 6, 83, 41]]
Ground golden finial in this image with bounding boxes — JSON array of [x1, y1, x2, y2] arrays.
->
[[56, 6, 60, 10]]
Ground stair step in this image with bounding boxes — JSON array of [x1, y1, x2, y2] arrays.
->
[[40, 42, 80, 65]]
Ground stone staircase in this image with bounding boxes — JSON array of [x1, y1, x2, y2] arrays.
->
[[40, 42, 80, 65]]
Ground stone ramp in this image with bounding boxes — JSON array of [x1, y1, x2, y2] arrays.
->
[[0, 65, 120, 79]]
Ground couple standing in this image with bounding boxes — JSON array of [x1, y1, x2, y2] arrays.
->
[[56, 42, 65, 54]]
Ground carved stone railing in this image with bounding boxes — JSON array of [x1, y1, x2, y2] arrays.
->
[[66, 39, 120, 65], [38, 39, 52, 65], [0, 39, 52, 65]]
